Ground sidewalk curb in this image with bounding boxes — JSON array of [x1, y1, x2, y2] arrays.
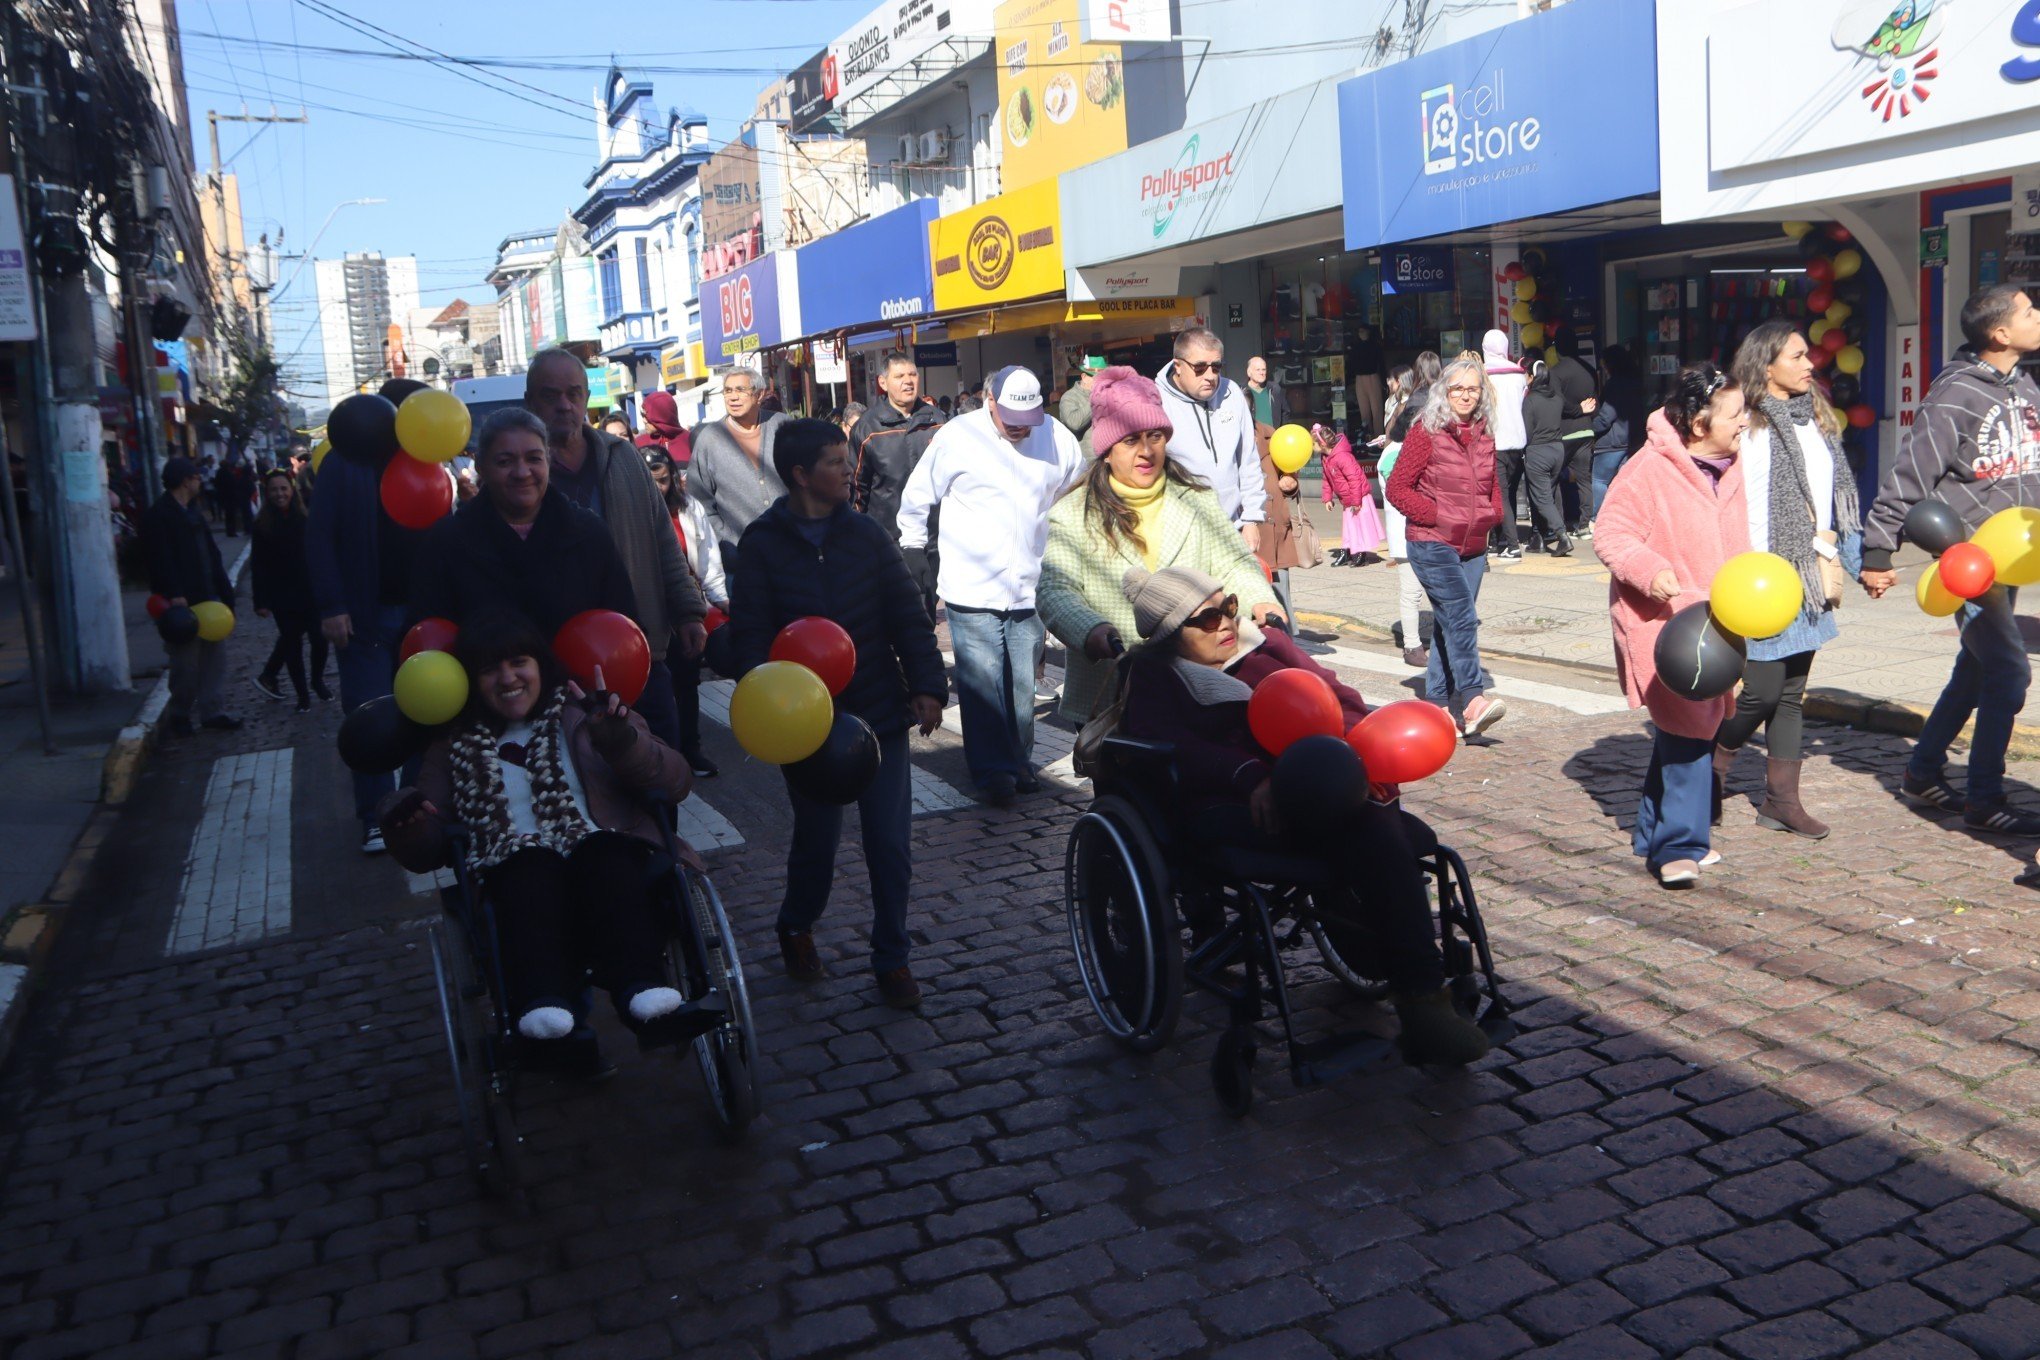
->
[[1, 541, 251, 1067], [1294, 607, 2040, 758]]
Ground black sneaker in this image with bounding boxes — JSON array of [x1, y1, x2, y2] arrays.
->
[[982, 772, 1018, 807], [294, 700, 312, 714], [1964, 801, 2040, 836], [251, 674, 285, 702], [200, 714, 244, 732], [1015, 774, 1042, 795], [687, 754, 720, 778], [312, 681, 333, 702], [1900, 770, 1962, 811]]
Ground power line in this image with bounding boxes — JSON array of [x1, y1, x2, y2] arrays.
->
[[292, 0, 591, 124]]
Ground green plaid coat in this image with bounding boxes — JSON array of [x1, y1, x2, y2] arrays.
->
[[1039, 482, 1280, 721]]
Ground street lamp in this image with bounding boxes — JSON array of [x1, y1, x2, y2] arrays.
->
[[269, 197, 387, 303]]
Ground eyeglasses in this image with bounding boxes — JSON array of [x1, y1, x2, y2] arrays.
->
[[1178, 359, 1222, 376], [1184, 595, 1240, 632], [1445, 384, 1482, 397]]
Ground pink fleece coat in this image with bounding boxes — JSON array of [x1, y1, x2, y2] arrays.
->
[[1593, 410, 1752, 739], [1319, 435, 1372, 509]]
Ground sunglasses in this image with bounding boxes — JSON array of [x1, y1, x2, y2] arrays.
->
[[1184, 595, 1240, 632], [1178, 359, 1223, 376]]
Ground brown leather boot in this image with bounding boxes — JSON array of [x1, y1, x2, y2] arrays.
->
[[1711, 745, 1739, 828], [1756, 757, 1829, 839]]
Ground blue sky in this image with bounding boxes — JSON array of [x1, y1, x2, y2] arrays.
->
[[178, 0, 872, 407]]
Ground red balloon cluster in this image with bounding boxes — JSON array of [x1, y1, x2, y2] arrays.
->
[[381, 453, 453, 531], [1247, 670, 1343, 757], [1846, 404, 1876, 430], [1502, 261, 1527, 282], [553, 610, 651, 704], [145, 593, 169, 620], [399, 616, 459, 663], [1805, 257, 1835, 284], [1346, 700, 1458, 784], [1939, 542, 1997, 600], [771, 617, 856, 696], [1806, 285, 1835, 314], [1819, 328, 1848, 355]]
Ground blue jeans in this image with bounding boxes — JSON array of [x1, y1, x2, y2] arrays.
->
[[1635, 730, 1714, 870], [947, 604, 1044, 787], [336, 603, 411, 826], [1592, 449, 1626, 518], [1404, 541, 1491, 711], [779, 725, 913, 972], [1910, 587, 2030, 806]]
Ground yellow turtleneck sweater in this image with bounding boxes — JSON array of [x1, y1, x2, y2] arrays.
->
[[1112, 476, 1167, 569]]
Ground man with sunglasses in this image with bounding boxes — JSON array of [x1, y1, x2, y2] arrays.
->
[[1155, 329, 1267, 553], [898, 366, 1087, 806]]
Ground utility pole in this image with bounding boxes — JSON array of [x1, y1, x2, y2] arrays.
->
[[207, 107, 308, 344]]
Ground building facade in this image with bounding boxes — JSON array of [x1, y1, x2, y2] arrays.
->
[[313, 252, 420, 400]]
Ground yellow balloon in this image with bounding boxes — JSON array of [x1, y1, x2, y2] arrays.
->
[[1505, 300, 1530, 324], [1782, 220, 1814, 239], [1270, 424, 1313, 474], [1915, 564, 1964, 617], [393, 650, 470, 726], [394, 390, 473, 464], [1825, 301, 1853, 324], [730, 661, 832, 765], [1833, 248, 1863, 280], [1520, 322, 1545, 349], [192, 600, 235, 643], [1972, 505, 2040, 586], [1835, 345, 1866, 375], [1710, 551, 1805, 640], [310, 438, 332, 473], [1514, 278, 1537, 302], [1808, 319, 1833, 345], [1545, 346, 1560, 367]]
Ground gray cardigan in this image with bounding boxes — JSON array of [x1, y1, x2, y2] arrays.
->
[[690, 414, 789, 552], [579, 426, 706, 660]]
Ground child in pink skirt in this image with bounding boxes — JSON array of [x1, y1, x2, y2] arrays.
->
[[1319, 425, 1384, 565]]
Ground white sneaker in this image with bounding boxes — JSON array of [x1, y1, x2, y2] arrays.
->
[[1461, 695, 1508, 738], [1699, 849, 1722, 867], [361, 826, 385, 855], [1657, 859, 1700, 887]]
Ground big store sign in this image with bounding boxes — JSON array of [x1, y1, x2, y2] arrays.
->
[[702, 255, 783, 362]]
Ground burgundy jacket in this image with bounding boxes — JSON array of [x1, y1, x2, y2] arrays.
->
[[1122, 626, 1370, 812], [1386, 418, 1504, 558]]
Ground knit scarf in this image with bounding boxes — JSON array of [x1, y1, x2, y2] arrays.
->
[[448, 689, 595, 868], [1757, 392, 1861, 623], [1110, 475, 1166, 568]]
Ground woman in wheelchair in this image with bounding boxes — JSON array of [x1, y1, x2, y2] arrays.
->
[[1118, 565, 1491, 1066], [380, 610, 702, 1054]]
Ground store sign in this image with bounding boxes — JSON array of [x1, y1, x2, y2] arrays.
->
[[701, 253, 789, 362], [700, 141, 764, 277], [1066, 264, 1181, 301], [930, 178, 1064, 310], [1896, 324, 1923, 427], [1079, 0, 1168, 43], [827, 0, 999, 109], [1382, 249, 1454, 294], [812, 338, 848, 384], [788, 48, 839, 134], [1921, 225, 1950, 270], [1339, 0, 1658, 250], [995, 0, 1128, 193], [0, 177, 33, 341], [659, 344, 692, 386], [795, 200, 939, 336], [1063, 77, 1341, 267], [915, 341, 960, 368]]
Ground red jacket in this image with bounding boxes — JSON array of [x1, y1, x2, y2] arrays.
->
[[1386, 418, 1504, 557]]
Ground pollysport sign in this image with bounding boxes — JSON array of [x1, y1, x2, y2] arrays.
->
[[1140, 134, 1237, 240]]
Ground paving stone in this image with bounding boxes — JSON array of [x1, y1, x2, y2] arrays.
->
[[1718, 1310, 1865, 1360]]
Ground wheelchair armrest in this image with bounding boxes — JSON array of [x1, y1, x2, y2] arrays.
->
[[1098, 736, 1180, 788]]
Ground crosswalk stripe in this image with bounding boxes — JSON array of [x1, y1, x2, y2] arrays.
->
[[166, 748, 294, 955], [1320, 644, 1628, 717], [699, 678, 978, 815]]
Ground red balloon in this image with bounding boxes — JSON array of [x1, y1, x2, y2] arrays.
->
[[1346, 701, 1458, 784], [146, 593, 169, 620], [1247, 669, 1344, 758], [770, 616, 856, 696], [1806, 286, 1835, 315], [552, 609, 651, 705], [1811, 346, 1835, 370], [1820, 327, 1849, 354], [1824, 222, 1854, 242], [380, 452, 453, 531], [1846, 403, 1877, 430], [1502, 261, 1527, 281], [400, 616, 460, 663], [1939, 541, 1997, 600], [1805, 256, 1836, 283]]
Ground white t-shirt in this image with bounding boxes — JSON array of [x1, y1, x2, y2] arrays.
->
[[1741, 420, 1834, 553]]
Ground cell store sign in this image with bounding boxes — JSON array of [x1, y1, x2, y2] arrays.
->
[[1382, 249, 1453, 294], [1339, 0, 1659, 250], [702, 254, 783, 363]]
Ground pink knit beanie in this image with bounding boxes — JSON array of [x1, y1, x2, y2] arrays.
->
[[1087, 365, 1173, 457]]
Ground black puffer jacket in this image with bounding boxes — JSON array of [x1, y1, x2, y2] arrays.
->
[[143, 493, 233, 605], [731, 499, 946, 735], [411, 490, 639, 637], [1523, 363, 1565, 446]]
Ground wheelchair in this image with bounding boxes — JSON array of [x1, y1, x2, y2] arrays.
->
[[425, 798, 760, 1196], [1063, 735, 1515, 1116]]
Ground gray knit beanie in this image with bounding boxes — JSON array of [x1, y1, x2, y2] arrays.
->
[[1123, 565, 1225, 641]]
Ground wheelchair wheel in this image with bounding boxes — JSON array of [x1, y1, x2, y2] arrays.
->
[[1064, 796, 1183, 1053], [429, 921, 519, 1196], [680, 871, 759, 1140], [1305, 913, 1393, 1002], [1211, 1025, 1257, 1118]]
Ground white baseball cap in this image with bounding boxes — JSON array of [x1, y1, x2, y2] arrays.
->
[[988, 365, 1045, 427]]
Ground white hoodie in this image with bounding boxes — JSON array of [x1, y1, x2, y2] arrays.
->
[[1483, 329, 1529, 452], [1154, 362, 1268, 526]]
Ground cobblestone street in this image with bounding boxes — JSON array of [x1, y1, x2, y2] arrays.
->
[[3, 645, 2038, 1358]]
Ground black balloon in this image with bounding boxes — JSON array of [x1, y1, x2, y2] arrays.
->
[[156, 605, 198, 646], [338, 694, 432, 775], [1828, 374, 1860, 407], [1654, 603, 1747, 701], [1798, 232, 1830, 259], [784, 713, 880, 805], [1520, 247, 1547, 272], [329, 393, 400, 467], [1271, 735, 1368, 838], [1903, 499, 1966, 556]]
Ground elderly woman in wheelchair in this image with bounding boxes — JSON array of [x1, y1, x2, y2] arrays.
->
[[380, 610, 710, 1059], [1116, 565, 1491, 1068]]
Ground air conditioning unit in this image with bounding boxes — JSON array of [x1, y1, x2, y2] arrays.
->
[[897, 133, 918, 165], [918, 130, 952, 164]]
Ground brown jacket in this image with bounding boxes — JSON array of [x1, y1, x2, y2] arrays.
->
[[1253, 424, 1315, 571], [380, 701, 692, 873]]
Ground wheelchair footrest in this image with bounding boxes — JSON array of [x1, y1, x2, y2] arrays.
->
[[1289, 1029, 1396, 1088], [1477, 1004, 1517, 1047], [637, 993, 729, 1052]]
